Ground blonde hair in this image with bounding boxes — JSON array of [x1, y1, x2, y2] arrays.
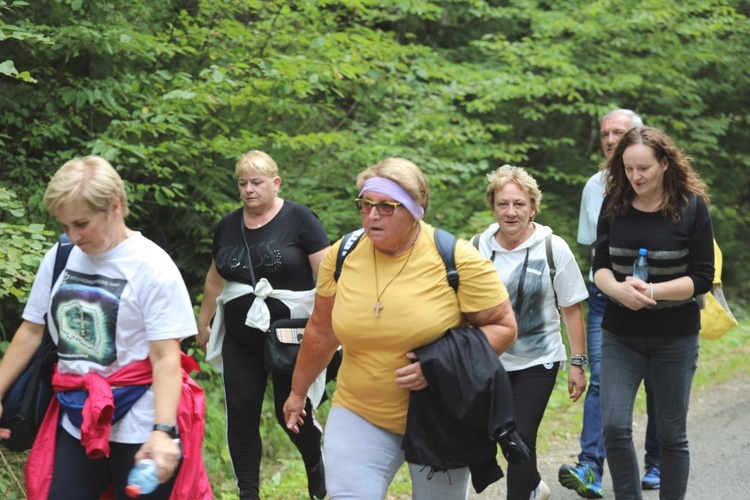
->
[[235, 150, 279, 178], [485, 164, 543, 212], [356, 157, 430, 211], [44, 156, 129, 217]]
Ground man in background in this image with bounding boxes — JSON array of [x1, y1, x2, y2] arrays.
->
[[559, 109, 661, 498]]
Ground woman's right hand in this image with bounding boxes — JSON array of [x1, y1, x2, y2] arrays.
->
[[617, 277, 657, 310], [283, 392, 308, 434], [196, 324, 211, 352], [196, 260, 224, 353]]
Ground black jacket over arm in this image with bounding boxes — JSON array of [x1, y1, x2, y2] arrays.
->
[[402, 327, 522, 493]]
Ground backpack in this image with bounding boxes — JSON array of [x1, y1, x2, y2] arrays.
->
[[471, 233, 559, 308], [335, 227, 459, 291], [0, 234, 72, 451]]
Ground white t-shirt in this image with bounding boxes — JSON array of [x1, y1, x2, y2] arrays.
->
[[23, 232, 197, 443], [577, 169, 607, 282], [476, 223, 588, 372], [577, 169, 607, 246]]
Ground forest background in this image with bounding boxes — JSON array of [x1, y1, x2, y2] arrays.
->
[[1, 0, 749, 498]]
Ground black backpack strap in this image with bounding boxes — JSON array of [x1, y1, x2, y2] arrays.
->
[[334, 228, 365, 282], [545, 235, 559, 309], [45, 233, 73, 341], [434, 228, 459, 292], [54, 234, 74, 285], [335, 227, 460, 293], [588, 195, 612, 252], [588, 232, 608, 252], [20, 234, 72, 416], [682, 193, 697, 236], [470, 233, 480, 249]]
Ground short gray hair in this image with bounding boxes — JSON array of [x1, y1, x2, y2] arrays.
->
[[601, 108, 643, 128]]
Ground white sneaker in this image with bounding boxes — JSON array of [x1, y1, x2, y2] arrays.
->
[[530, 480, 552, 500]]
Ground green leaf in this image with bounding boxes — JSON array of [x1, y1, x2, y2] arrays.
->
[[0, 60, 18, 77]]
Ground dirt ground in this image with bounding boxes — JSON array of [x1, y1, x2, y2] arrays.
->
[[469, 374, 749, 499]]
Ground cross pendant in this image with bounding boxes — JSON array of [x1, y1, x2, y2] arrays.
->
[[373, 301, 383, 317]]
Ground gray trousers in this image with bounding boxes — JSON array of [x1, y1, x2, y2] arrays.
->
[[601, 330, 699, 500], [324, 406, 470, 499]]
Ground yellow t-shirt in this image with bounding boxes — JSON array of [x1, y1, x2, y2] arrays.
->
[[317, 223, 509, 434]]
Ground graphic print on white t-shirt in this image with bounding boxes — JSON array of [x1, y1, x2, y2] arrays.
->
[[51, 269, 127, 365], [506, 256, 548, 357]]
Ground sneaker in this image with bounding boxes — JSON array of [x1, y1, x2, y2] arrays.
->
[[642, 463, 660, 490], [306, 459, 326, 499], [558, 463, 604, 499], [530, 480, 552, 500]]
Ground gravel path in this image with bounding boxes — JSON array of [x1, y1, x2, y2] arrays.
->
[[470, 375, 750, 499]]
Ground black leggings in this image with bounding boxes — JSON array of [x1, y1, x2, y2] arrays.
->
[[222, 329, 322, 497], [49, 427, 177, 500], [505, 362, 560, 500]]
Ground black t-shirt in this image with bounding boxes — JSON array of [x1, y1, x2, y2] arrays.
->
[[212, 201, 330, 335]]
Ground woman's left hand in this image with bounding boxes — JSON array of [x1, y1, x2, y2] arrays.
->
[[568, 366, 587, 403], [394, 352, 428, 391], [135, 430, 182, 483]]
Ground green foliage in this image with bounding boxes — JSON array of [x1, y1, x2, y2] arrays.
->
[[0, 186, 54, 340], [0, 446, 27, 500], [1, 0, 750, 496], [2, 0, 749, 300]]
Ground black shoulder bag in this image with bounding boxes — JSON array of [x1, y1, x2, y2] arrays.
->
[[1, 234, 73, 451], [238, 216, 305, 374]]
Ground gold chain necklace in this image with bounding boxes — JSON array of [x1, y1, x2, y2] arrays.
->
[[372, 229, 418, 317], [244, 197, 278, 228]]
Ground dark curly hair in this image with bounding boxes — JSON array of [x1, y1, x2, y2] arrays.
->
[[604, 126, 710, 220]]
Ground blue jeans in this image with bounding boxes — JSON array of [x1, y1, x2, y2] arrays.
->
[[600, 330, 699, 500], [578, 284, 606, 476]]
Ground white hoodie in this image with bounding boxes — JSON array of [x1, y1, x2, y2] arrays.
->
[[475, 222, 588, 371]]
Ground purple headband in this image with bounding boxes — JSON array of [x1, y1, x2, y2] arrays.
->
[[359, 177, 425, 221]]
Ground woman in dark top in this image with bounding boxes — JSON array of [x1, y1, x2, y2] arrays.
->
[[196, 150, 330, 500], [592, 126, 713, 499]]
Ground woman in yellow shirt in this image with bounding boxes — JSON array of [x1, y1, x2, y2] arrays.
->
[[284, 157, 517, 499]]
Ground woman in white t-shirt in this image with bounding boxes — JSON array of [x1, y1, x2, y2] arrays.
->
[[0, 156, 209, 499], [474, 164, 588, 500]]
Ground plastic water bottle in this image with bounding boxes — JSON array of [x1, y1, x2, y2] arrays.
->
[[633, 248, 649, 281], [125, 459, 159, 498]]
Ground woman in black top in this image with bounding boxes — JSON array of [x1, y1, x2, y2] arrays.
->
[[593, 127, 713, 499], [196, 150, 330, 500]]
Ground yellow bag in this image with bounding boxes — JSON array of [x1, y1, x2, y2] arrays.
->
[[699, 241, 738, 340]]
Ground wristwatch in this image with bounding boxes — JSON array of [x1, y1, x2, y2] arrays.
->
[[153, 424, 179, 439], [570, 354, 589, 370]]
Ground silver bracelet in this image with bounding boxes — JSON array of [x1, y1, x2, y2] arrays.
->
[[650, 282, 654, 300], [570, 354, 588, 369]]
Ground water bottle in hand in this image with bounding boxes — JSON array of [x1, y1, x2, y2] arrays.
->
[[125, 458, 159, 498], [633, 248, 649, 281]]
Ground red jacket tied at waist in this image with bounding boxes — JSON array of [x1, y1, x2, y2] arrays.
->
[[25, 353, 212, 499]]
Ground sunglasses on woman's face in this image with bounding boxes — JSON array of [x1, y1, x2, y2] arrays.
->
[[355, 198, 402, 216]]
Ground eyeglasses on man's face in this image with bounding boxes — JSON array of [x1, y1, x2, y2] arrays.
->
[[355, 198, 402, 216]]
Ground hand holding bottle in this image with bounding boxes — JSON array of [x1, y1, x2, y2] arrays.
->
[[126, 429, 182, 497], [125, 458, 160, 498]]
